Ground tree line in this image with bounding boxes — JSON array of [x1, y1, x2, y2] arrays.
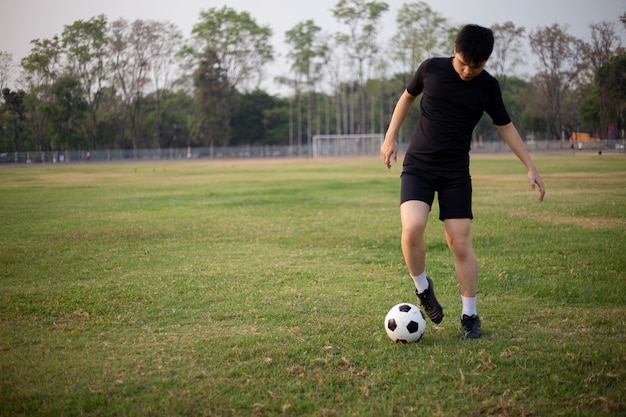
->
[[0, 1, 625, 155]]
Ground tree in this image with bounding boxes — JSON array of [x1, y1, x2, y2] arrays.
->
[[598, 53, 626, 138], [21, 36, 63, 152], [520, 82, 547, 141], [318, 34, 346, 136], [21, 37, 62, 89], [490, 22, 526, 80], [578, 86, 600, 132], [44, 75, 88, 154], [285, 19, 329, 150], [192, 48, 234, 150], [109, 18, 153, 150], [529, 24, 585, 139], [144, 21, 183, 146], [332, 0, 389, 134], [581, 21, 624, 138], [62, 15, 109, 150], [0, 52, 15, 95], [261, 97, 290, 145], [391, 1, 450, 76], [157, 90, 194, 148], [230, 89, 288, 146], [191, 6, 274, 92], [1, 88, 27, 158], [93, 86, 126, 150]]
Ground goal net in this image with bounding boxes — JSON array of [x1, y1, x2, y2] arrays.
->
[[312, 133, 384, 158]]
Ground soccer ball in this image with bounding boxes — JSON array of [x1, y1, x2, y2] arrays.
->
[[384, 303, 427, 344]]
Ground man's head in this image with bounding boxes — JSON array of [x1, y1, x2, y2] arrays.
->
[[452, 24, 494, 81]]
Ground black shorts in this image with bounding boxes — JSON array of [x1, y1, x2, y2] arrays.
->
[[400, 171, 473, 221]]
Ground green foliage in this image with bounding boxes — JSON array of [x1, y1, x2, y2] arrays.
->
[[2, 9, 624, 151], [285, 19, 327, 82], [332, 0, 388, 88], [191, 6, 273, 91], [0, 155, 624, 416], [490, 21, 526, 77], [0, 88, 27, 152], [529, 23, 586, 139], [155, 90, 194, 148], [19, 36, 62, 87], [578, 87, 601, 130], [191, 48, 235, 147], [43, 75, 88, 150], [392, 1, 450, 72], [230, 89, 289, 146], [599, 53, 626, 106], [61, 14, 109, 149]]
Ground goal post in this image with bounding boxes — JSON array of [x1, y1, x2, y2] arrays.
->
[[312, 133, 384, 158]]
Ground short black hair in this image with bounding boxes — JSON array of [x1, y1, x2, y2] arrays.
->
[[454, 24, 494, 64]]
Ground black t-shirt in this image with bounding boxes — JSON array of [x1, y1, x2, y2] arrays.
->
[[403, 57, 511, 174]]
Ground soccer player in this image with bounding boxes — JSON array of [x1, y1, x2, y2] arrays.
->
[[380, 24, 545, 340]]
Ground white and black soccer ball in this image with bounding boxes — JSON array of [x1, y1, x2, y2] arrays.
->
[[384, 303, 427, 344]]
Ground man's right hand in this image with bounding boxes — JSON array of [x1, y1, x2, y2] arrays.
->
[[380, 138, 398, 169]]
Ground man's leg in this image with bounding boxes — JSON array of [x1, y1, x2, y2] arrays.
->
[[444, 218, 481, 339], [443, 218, 477, 298], [401, 200, 444, 324], [400, 200, 431, 277]]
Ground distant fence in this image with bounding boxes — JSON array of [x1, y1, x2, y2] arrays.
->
[[0, 145, 303, 164], [1, 139, 624, 164], [474, 139, 625, 154]]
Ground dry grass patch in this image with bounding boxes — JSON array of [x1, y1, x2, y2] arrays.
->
[[510, 207, 626, 229]]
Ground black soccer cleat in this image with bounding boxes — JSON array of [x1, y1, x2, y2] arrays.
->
[[460, 314, 481, 340], [415, 276, 444, 324]]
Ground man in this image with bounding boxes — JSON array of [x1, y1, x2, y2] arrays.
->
[[380, 24, 545, 340]]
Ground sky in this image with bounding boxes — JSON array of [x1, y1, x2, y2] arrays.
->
[[1, 0, 625, 92]]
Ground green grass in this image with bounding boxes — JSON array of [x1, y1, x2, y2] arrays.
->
[[1, 154, 625, 416]]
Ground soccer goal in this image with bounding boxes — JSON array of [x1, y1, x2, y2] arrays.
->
[[312, 133, 384, 158]]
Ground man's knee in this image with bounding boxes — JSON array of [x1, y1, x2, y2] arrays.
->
[[446, 235, 473, 257], [402, 223, 425, 247], [444, 219, 473, 256]]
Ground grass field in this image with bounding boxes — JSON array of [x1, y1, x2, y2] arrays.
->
[[1, 154, 625, 416]]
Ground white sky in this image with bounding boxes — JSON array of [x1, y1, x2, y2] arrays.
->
[[1, 0, 625, 92]]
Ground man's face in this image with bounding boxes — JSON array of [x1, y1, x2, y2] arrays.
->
[[452, 47, 486, 81]]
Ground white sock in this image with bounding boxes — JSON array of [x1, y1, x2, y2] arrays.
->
[[461, 296, 477, 317], [412, 271, 429, 293]]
